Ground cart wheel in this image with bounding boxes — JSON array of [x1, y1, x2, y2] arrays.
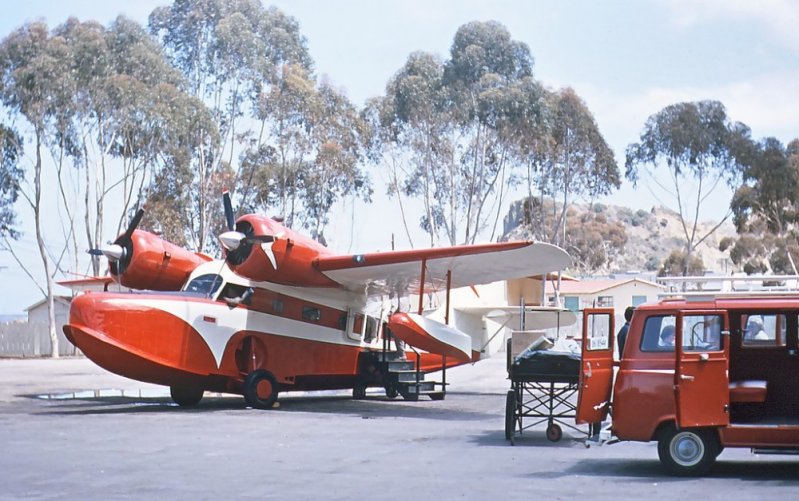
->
[[504, 390, 516, 442], [546, 423, 563, 442]]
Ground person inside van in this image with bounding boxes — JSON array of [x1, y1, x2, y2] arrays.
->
[[745, 316, 768, 341], [659, 325, 675, 349]]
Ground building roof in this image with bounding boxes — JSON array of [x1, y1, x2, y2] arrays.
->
[[25, 296, 72, 312], [546, 277, 664, 295]]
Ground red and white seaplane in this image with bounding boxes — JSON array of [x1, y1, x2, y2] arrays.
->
[[62, 192, 570, 409]]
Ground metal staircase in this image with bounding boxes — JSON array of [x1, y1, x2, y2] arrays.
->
[[373, 351, 446, 401]]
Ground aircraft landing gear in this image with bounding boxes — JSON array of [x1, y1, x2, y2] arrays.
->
[[243, 369, 279, 409], [170, 386, 204, 407]]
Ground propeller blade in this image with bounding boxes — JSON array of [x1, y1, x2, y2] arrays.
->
[[261, 241, 278, 270], [87, 248, 105, 256], [243, 234, 275, 245], [99, 244, 125, 262], [123, 208, 145, 241], [223, 191, 235, 231], [219, 230, 246, 251]]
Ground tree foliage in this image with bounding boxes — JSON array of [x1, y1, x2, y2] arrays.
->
[[524, 88, 620, 246], [626, 100, 751, 275], [149, 0, 367, 246], [0, 123, 23, 242], [519, 198, 627, 273], [369, 21, 619, 247], [725, 137, 799, 274]]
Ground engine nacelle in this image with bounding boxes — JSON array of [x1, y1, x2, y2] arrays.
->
[[110, 230, 212, 291], [225, 215, 338, 287]]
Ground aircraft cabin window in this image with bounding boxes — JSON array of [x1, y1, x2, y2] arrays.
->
[[184, 274, 223, 296], [302, 306, 321, 322], [272, 299, 284, 314]]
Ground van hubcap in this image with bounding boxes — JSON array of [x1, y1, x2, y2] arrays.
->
[[671, 431, 704, 466]]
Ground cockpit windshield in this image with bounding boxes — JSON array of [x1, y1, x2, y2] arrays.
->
[[184, 274, 224, 297]]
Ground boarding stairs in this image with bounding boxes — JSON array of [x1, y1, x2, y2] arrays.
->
[[374, 349, 446, 401]]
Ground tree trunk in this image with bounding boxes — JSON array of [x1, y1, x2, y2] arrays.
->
[[33, 131, 59, 357]]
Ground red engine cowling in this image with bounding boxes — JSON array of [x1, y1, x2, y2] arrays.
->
[[224, 215, 338, 287], [111, 230, 211, 291]]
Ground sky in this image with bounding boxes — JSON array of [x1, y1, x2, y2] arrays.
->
[[1, 0, 798, 314]]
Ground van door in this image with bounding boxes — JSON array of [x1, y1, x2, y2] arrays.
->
[[675, 310, 730, 428], [576, 308, 615, 424]]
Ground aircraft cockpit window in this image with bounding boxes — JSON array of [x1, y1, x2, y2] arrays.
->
[[184, 274, 223, 296]]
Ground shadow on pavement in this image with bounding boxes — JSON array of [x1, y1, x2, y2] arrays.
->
[[22, 391, 495, 421]]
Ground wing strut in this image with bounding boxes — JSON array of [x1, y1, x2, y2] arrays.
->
[[445, 270, 452, 325], [418, 258, 427, 315]]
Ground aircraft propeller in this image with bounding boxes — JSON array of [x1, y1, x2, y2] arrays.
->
[[87, 208, 144, 275], [218, 191, 279, 269]]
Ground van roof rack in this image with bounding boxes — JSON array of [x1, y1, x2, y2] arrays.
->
[[657, 275, 799, 301]]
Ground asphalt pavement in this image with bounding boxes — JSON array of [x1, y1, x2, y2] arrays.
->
[[0, 355, 797, 499]]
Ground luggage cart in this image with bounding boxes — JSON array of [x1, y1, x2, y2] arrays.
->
[[504, 342, 587, 444]]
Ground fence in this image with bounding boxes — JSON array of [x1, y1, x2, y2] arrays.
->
[[0, 322, 79, 357]]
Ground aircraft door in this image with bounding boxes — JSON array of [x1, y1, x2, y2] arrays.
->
[[576, 308, 615, 424], [675, 311, 730, 428]]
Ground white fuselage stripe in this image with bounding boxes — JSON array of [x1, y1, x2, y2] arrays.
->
[[104, 298, 360, 368]]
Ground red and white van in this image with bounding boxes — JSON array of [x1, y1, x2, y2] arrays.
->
[[577, 296, 799, 475]]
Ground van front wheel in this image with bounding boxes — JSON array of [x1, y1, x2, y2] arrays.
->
[[657, 426, 718, 476]]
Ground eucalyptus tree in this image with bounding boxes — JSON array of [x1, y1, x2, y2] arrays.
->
[[149, 0, 314, 249], [723, 137, 799, 274], [368, 51, 453, 246], [371, 22, 548, 246], [239, 67, 370, 243], [0, 21, 68, 355], [626, 100, 751, 274], [441, 21, 537, 245], [52, 16, 200, 274], [524, 88, 619, 247]]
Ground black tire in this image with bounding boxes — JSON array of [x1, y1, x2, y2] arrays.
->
[[385, 386, 398, 399], [546, 423, 563, 442], [170, 386, 204, 407], [657, 426, 718, 476], [505, 390, 517, 442], [243, 369, 279, 409], [352, 383, 367, 399]]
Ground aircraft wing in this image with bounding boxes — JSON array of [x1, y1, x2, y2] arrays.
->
[[315, 241, 570, 296], [455, 306, 578, 329], [58, 276, 116, 292]]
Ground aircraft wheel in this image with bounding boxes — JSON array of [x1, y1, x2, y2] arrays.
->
[[505, 390, 516, 442], [353, 382, 367, 399], [657, 426, 718, 476], [243, 369, 279, 409], [385, 386, 398, 399], [170, 386, 204, 407], [546, 423, 563, 442]]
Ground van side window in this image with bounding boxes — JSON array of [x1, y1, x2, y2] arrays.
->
[[682, 314, 722, 351], [641, 315, 675, 352], [741, 313, 786, 347]]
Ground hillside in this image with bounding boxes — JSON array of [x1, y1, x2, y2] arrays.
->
[[503, 200, 736, 275]]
